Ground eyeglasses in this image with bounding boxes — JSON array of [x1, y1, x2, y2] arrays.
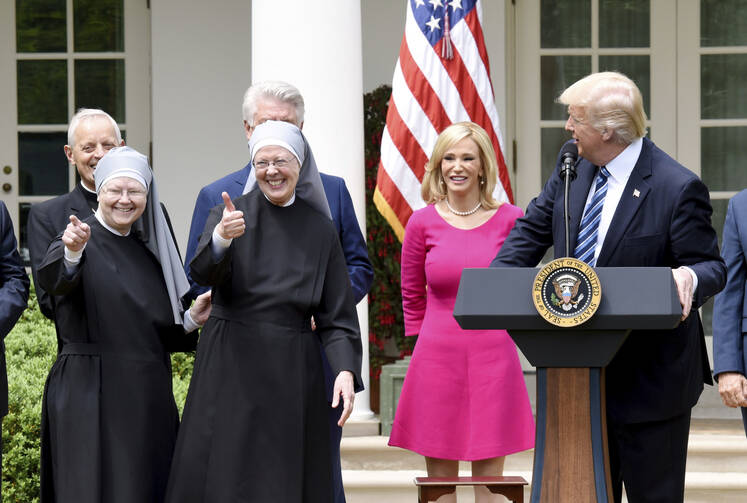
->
[[101, 188, 147, 199], [254, 158, 293, 170]]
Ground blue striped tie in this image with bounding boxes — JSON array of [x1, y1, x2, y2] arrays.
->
[[574, 166, 610, 266]]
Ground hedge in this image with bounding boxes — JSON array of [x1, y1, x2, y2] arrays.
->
[[1, 283, 194, 502]]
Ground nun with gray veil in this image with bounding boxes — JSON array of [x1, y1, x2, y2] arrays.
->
[[165, 120, 363, 503], [37, 146, 212, 503]]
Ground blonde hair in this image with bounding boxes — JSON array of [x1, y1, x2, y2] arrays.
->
[[421, 122, 499, 209], [558, 71, 647, 145]]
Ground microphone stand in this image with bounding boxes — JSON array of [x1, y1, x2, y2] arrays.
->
[[564, 169, 572, 257]]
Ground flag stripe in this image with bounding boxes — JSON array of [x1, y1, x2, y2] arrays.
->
[[383, 98, 429, 182], [376, 0, 513, 239]]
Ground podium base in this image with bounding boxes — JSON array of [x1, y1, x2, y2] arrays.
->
[[532, 368, 613, 503]]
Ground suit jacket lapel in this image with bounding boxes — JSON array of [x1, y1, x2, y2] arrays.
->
[[596, 139, 653, 266], [567, 160, 597, 254], [230, 163, 252, 199]]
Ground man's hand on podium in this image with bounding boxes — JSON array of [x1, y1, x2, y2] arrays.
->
[[672, 267, 694, 321]]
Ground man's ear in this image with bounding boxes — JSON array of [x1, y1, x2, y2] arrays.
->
[[64, 145, 74, 163], [243, 120, 252, 141]]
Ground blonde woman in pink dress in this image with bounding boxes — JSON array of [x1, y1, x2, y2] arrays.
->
[[389, 122, 535, 502]]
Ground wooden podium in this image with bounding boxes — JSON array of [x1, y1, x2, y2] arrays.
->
[[453, 267, 681, 503]]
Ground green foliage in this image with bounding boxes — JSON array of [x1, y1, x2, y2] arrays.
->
[[1, 282, 195, 501], [2, 284, 54, 503], [364, 85, 416, 384], [171, 351, 194, 415]]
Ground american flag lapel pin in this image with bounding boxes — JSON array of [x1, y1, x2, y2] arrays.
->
[[633, 189, 641, 198]]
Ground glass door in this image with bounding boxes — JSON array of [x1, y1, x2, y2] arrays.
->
[[679, 0, 747, 333], [0, 0, 150, 262]]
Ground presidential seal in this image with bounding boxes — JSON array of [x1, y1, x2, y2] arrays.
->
[[532, 257, 602, 327]]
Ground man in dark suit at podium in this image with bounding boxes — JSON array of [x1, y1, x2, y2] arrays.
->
[[491, 72, 725, 502], [712, 189, 747, 436]]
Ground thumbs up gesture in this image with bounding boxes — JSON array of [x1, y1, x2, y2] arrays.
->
[[62, 215, 91, 252], [216, 192, 245, 240]]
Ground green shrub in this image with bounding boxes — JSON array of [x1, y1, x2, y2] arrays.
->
[[2, 285, 54, 503], [1, 283, 195, 502]]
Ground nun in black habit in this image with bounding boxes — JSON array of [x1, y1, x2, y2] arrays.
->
[[165, 121, 363, 503], [37, 147, 212, 503]]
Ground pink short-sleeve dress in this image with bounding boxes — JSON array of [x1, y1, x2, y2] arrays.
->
[[388, 203, 535, 460]]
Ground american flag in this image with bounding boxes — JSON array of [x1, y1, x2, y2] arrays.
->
[[374, 0, 513, 241]]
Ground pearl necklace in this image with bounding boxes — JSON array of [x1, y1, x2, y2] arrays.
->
[[445, 199, 481, 216]]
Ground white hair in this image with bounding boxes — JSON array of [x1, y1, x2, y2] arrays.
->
[[241, 81, 305, 126], [67, 108, 122, 147]]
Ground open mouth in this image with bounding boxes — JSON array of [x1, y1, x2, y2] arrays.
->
[[267, 179, 285, 187]]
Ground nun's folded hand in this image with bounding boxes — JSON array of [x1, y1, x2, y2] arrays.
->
[[190, 290, 212, 326], [62, 215, 91, 252], [216, 192, 245, 240], [332, 370, 355, 427]]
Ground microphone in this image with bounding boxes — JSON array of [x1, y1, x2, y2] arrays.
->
[[559, 142, 578, 181], [558, 142, 578, 257]]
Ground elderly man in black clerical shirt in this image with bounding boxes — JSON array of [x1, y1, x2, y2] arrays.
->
[[27, 108, 124, 320]]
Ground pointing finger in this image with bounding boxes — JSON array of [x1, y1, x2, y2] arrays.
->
[[69, 214, 81, 227]]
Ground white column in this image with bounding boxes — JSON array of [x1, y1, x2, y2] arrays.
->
[[252, 0, 373, 419]]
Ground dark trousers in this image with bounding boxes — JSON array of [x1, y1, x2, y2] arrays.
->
[[607, 411, 691, 503], [741, 407, 747, 438], [328, 401, 345, 503]]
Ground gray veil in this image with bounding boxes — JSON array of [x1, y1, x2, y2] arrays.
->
[[244, 120, 331, 219], [95, 146, 190, 325]]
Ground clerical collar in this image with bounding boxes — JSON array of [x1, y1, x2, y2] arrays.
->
[[94, 208, 131, 236], [263, 191, 296, 207], [80, 181, 99, 210], [604, 137, 643, 184]]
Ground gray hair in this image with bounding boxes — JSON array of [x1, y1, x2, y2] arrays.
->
[[67, 108, 122, 147], [241, 80, 305, 126]]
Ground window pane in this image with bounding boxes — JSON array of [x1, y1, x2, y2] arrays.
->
[[541, 127, 572, 183], [18, 203, 32, 265], [541, 0, 590, 48], [74, 59, 126, 123], [19, 132, 69, 196], [710, 198, 730, 250], [17, 60, 68, 125], [599, 0, 650, 48], [701, 0, 747, 47], [700, 196, 730, 337], [16, 0, 67, 52], [701, 127, 747, 191], [701, 54, 747, 119], [541, 56, 591, 120], [73, 0, 124, 52], [599, 55, 651, 117]]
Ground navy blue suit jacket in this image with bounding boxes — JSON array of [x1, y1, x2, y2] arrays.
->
[[713, 190, 747, 384], [492, 138, 725, 423], [0, 201, 30, 416], [184, 163, 373, 304]]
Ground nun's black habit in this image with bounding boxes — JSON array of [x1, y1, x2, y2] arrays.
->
[[165, 122, 362, 503], [38, 147, 195, 503]]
